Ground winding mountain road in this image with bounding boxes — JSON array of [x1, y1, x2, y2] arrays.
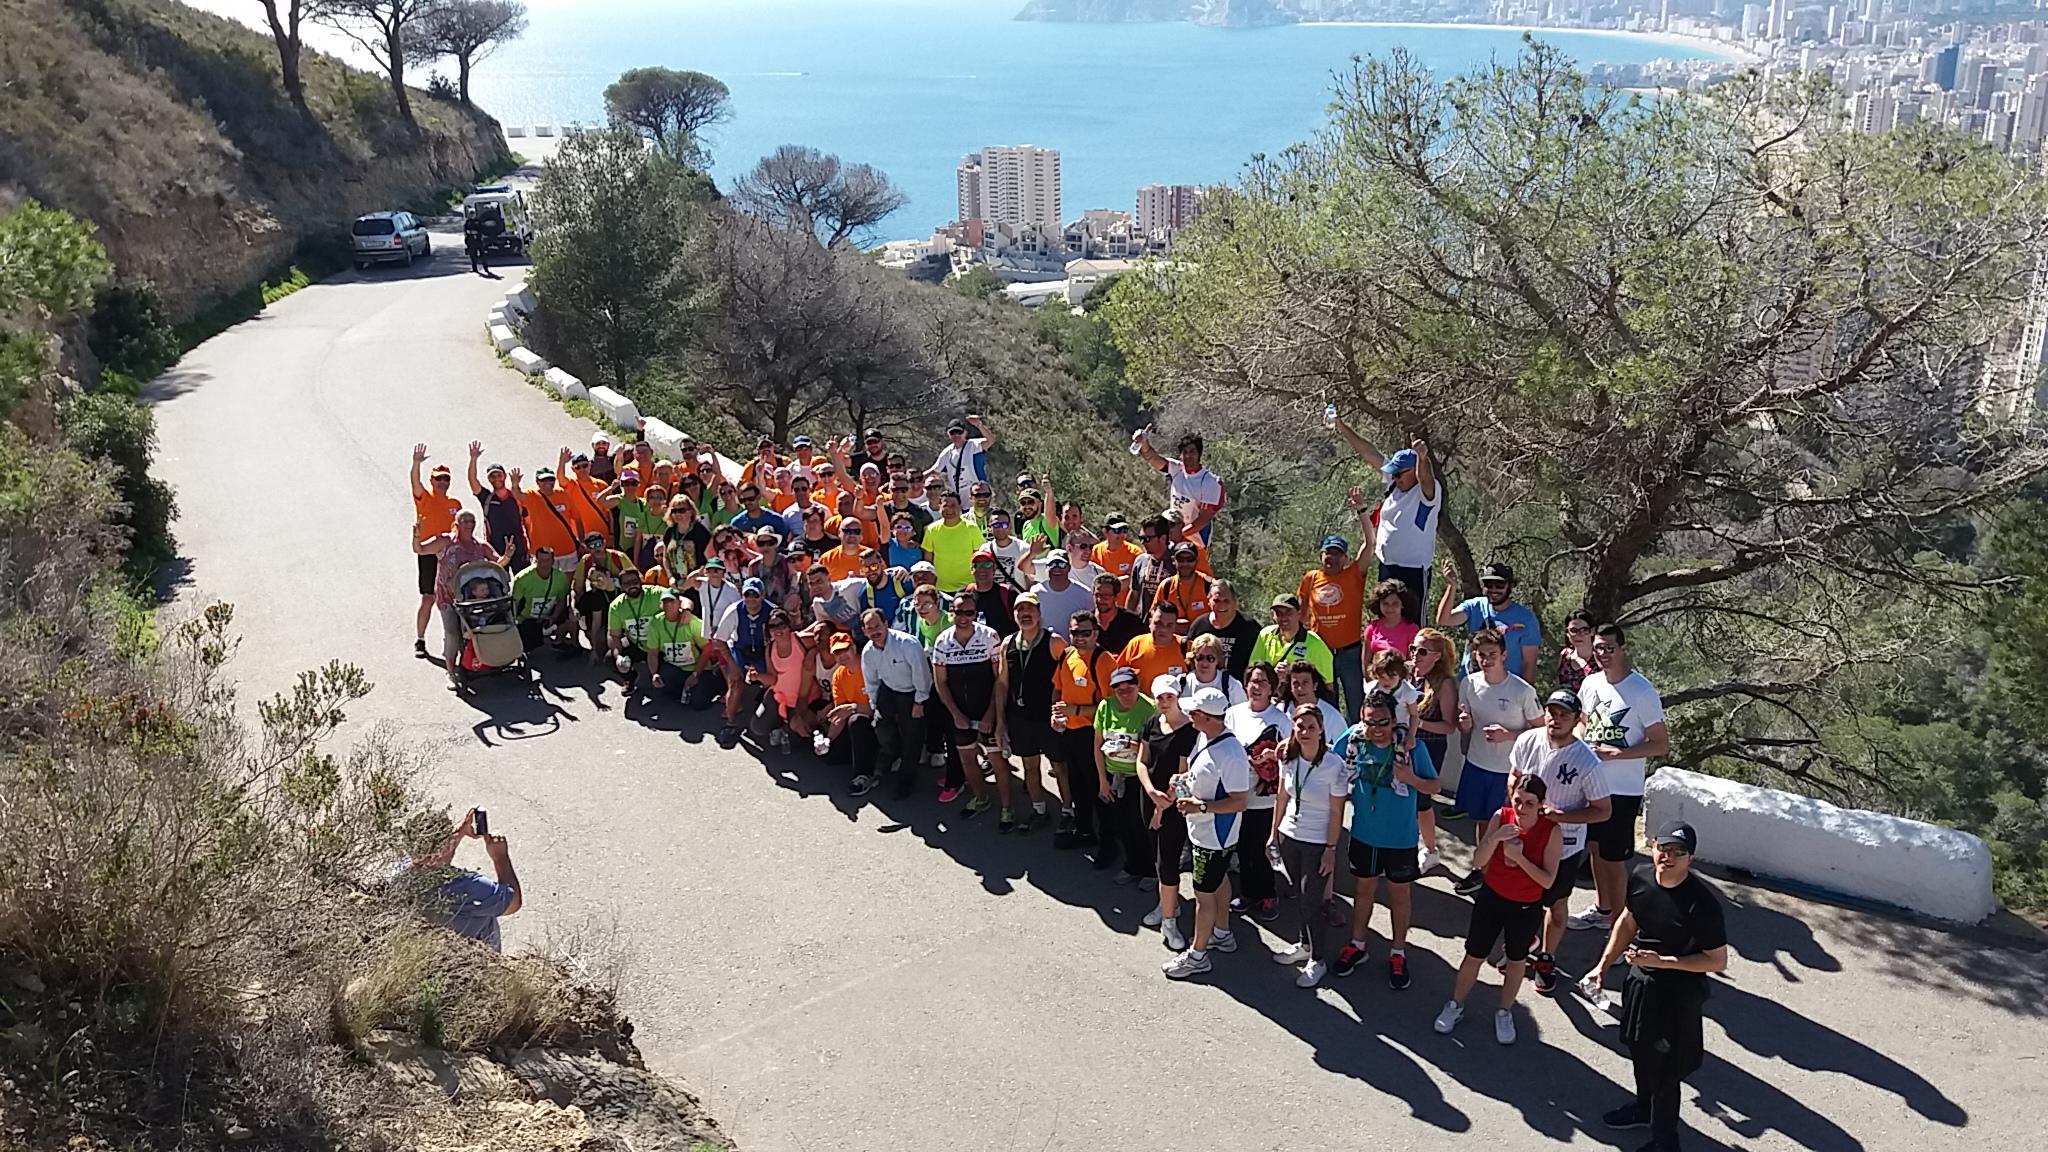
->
[[148, 233, 2046, 1152]]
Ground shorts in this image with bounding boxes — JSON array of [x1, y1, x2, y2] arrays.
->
[[417, 554, 438, 596], [1349, 842, 1420, 884], [1592, 794, 1644, 862], [577, 589, 615, 616], [1003, 711, 1055, 758], [1155, 806, 1189, 882], [1543, 850, 1586, 906], [1465, 884, 1545, 963], [1190, 845, 1234, 893], [949, 683, 994, 745]]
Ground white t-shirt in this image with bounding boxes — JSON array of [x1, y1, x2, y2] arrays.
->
[[986, 534, 1032, 584], [931, 438, 989, 503], [1459, 672, 1542, 774], [1579, 670, 1666, 796], [1277, 750, 1349, 845], [1165, 459, 1224, 529], [1225, 701, 1292, 811], [1385, 678, 1420, 738], [1508, 728, 1609, 857], [1184, 730, 1254, 850], [1374, 478, 1441, 569]]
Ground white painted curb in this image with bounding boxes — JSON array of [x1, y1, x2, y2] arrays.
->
[[508, 347, 548, 376], [507, 286, 538, 315], [588, 385, 641, 430], [641, 416, 686, 460], [489, 324, 518, 353], [541, 366, 581, 398], [1645, 767, 1997, 923]]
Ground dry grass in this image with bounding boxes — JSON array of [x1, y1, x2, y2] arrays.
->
[[339, 928, 616, 1055]]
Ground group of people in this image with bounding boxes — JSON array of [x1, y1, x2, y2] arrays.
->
[[409, 411, 1728, 1152]]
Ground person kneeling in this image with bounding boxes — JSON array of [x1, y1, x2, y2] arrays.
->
[[1433, 777, 1561, 1045]]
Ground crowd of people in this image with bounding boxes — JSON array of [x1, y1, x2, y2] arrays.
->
[[409, 411, 1729, 1152]]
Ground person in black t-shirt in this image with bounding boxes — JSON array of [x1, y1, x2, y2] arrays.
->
[[1188, 578, 1261, 682], [1586, 822, 1729, 1152], [1094, 574, 1145, 654], [1136, 678, 1202, 951]]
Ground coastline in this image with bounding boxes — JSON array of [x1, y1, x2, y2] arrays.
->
[[1297, 20, 1761, 64]]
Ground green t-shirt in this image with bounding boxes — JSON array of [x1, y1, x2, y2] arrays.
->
[[1020, 514, 1059, 549], [1095, 694, 1159, 775], [511, 565, 571, 621], [642, 613, 705, 669], [922, 517, 985, 592], [615, 497, 660, 553], [606, 589, 666, 645]]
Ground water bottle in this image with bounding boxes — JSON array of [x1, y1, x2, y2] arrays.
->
[[1323, 402, 1337, 428], [1127, 426, 1148, 455], [1265, 841, 1284, 871], [812, 729, 832, 756]]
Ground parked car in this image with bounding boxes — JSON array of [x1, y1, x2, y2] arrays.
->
[[351, 211, 431, 269], [460, 187, 534, 256]]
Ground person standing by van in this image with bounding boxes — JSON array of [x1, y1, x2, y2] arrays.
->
[[464, 210, 489, 276]]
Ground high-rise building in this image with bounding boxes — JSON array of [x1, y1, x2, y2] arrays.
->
[[966, 145, 1062, 231], [1742, 3, 1766, 39], [1933, 43, 1961, 91], [1768, 0, 1788, 38], [1135, 184, 1202, 237]]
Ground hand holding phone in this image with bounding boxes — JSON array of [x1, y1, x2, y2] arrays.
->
[[472, 809, 490, 837]]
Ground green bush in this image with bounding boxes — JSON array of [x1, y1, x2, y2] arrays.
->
[[63, 392, 178, 579], [88, 282, 181, 381]]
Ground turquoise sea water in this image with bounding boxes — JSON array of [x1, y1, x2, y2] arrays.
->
[[471, 0, 1716, 235]]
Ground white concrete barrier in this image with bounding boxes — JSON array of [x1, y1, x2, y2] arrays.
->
[[508, 347, 548, 376], [587, 385, 640, 430], [541, 366, 582, 399], [1645, 767, 1996, 923], [507, 126, 527, 138], [489, 324, 518, 353], [487, 304, 509, 322], [507, 286, 537, 315], [641, 416, 686, 460]]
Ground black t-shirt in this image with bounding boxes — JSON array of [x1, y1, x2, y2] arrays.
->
[[1626, 864, 1727, 964], [1189, 610, 1262, 682], [1005, 627, 1060, 715], [1141, 715, 1201, 792], [1098, 607, 1144, 655], [970, 583, 1018, 638], [663, 521, 713, 575], [882, 499, 933, 537], [474, 484, 523, 552]]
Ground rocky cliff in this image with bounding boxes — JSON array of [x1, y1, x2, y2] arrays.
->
[[0, 0, 513, 322]]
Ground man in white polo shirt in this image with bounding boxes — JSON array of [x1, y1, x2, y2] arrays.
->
[[1162, 686, 1252, 980]]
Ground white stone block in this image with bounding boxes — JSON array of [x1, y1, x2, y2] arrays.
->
[[541, 367, 581, 398], [508, 347, 548, 376], [507, 126, 527, 138], [641, 417, 686, 460], [489, 324, 518, 353], [1645, 767, 1996, 923], [507, 286, 537, 315], [487, 305, 509, 324], [587, 385, 640, 430]]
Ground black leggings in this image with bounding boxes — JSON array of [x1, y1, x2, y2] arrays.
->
[[1236, 807, 1276, 904], [1154, 803, 1188, 882]]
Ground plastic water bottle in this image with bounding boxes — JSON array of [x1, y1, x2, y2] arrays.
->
[[1127, 427, 1148, 456], [1323, 402, 1338, 428], [812, 730, 832, 756]]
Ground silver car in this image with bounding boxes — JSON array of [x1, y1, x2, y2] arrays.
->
[[351, 211, 431, 269]]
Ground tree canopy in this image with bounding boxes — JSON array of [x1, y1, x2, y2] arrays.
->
[[730, 145, 908, 249], [603, 67, 732, 167], [406, 0, 527, 106]]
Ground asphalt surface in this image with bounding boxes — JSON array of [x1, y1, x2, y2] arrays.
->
[[149, 232, 2048, 1152]]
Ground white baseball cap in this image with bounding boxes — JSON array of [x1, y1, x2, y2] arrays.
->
[[1150, 673, 1183, 699], [1187, 686, 1230, 716]]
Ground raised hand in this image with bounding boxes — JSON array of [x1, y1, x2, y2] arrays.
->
[[413, 443, 429, 464], [468, 440, 484, 460], [1347, 485, 1367, 510]]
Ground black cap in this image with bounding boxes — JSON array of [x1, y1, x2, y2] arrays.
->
[[865, 427, 884, 440], [947, 421, 967, 434], [1654, 823, 1698, 854], [1544, 688, 1582, 714], [1110, 666, 1140, 686], [1480, 562, 1515, 584]]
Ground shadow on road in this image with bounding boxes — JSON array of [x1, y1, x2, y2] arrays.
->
[[141, 363, 213, 405]]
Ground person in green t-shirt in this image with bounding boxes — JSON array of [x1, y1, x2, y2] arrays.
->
[[598, 470, 662, 566], [643, 591, 714, 706], [604, 568, 665, 688], [1094, 666, 1161, 880], [922, 491, 985, 592], [511, 548, 574, 653]]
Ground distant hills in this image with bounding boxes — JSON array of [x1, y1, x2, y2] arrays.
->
[[1015, 0, 1299, 27]]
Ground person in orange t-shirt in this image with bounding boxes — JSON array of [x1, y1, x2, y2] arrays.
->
[[1118, 602, 1188, 689], [411, 444, 463, 657], [823, 633, 875, 776], [518, 467, 588, 565], [1051, 609, 1118, 847], [1091, 518, 1143, 592], [1298, 532, 1372, 729], [1156, 543, 1216, 634], [819, 519, 870, 581]]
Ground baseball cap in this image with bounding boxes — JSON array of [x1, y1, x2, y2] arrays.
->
[[947, 420, 967, 434], [793, 434, 812, 447], [591, 431, 610, 446], [1654, 823, 1699, 854], [1172, 542, 1198, 559], [1481, 562, 1516, 584], [1014, 591, 1040, 606], [1321, 535, 1348, 552], [1106, 518, 1130, 532], [486, 462, 506, 476], [704, 556, 726, 570], [582, 530, 606, 544], [741, 577, 765, 595], [621, 469, 641, 483], [659, 588, 680, 602], [1544, 689, 1583, 713], [910, 560, 937, 575], [864, 427, 884, 440], [570, 452, 590, 465], [1270, 593, 1302, 611], [755, 530, 781, 546], [972, 547, 997, 562], [756, 435, 775, 448], [1110, 666, 1140, 687], [1045, 549, 1071, 567], [429, 464, 452, 477], [535, 467, 556, 481], [1381, 448, 1419, 476], [829, 633, 853, 653], [1187, 686, 1230, 716], [1150, 673, 1183, 699]]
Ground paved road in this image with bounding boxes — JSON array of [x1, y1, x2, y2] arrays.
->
[[149, 237, 2048, 1152]]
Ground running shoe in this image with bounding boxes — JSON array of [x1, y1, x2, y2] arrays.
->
[[997, 807, 1015, 833], [1494, 1009, 1517, 1045], [1162, 951, 1211, 980], [1270, 944, 1311, 966], [1207, 929, 1238, 953], [1432, 1000, 1464, 1034], [849, 774, 875, 798], [1296, 960, 1327, 988], [1333, 943, 1367, 978], [413, 639, 428, 658], [1567, 906, 1614, 932], [1163, 920, 1188, 951], [1252, 898, 1279, 923], [962, 795, 990, 817], [1388, 951, 1411, 990], [937, 784, 964, 804], [1453, 871, 1485, 897], [1141, 904, 1164, 929], [1531, 953, 1561, 996], [1601, 1104, 1649, 1131], [1026, 809, 1052, 833], [1052, 810, 1077, 847], [715, 724, 739, 749]]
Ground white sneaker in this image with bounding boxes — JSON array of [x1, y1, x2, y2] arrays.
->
[[1271, 944, 1311, 965], [1494, 1009, 1517, 1045], [1162, 950, 1211, 979], [1142, 903, 1164, 929], [1163, 920, 1188, 951], [1207, 929, 1239, 954], [1433, 1000, 1464, 1034], [1418, 847, 1442, 875], [1297, 960, 1327, 988], [1567, 906, 1614, 932]]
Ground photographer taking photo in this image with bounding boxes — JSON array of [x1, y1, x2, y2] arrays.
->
[[416, 807, 523, 952]]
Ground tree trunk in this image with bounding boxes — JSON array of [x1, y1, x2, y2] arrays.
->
[[458, 52, 473, 107], [280, 42, 307, 115], [386, 27, 414, 126]]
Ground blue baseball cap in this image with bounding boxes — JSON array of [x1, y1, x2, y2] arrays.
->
[[1321, 535, 1349, 552], [742, 577, 765, 595], [1382, 448, 1419, 476]]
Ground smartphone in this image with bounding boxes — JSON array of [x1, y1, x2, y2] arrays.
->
[[472, 809, 489, 837]]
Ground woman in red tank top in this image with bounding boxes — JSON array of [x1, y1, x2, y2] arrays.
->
[[1431, 778, 1564, 1044]]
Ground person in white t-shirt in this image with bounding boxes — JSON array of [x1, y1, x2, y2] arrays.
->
[[1451, 628, 1543, 821], [1333, 417, 1440, 602], [1569, 623, 1669, 934], [930, 414, 994, 506], [1268, 703, 1350, 987], [1506, 689, 1609, 994], [1134, 429, 1226, 544], [1225, 669, 1293, 923], [1162, 686, 1252, 980]]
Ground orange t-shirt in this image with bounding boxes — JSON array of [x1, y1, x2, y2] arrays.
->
[[820, 545, 865, 582], [739, 456, 784, 489], [519, 488, 585, 557], [1158, 572, 1215, 625], [415, 487, 461, 538], [1093, 539, 1143, 581], [1053, 646, 1115, 730], [1298, 563, 1367, 650], [831, 660, 866, 708], [1119, 633, 1187, 689]]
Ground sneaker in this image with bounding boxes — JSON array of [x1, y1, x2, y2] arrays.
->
[[1026, 809, 1052, 833], [1494, 1009, 1518, 1045], [849, 774, 876, 798], [1531, 953, 1560, 996], [1162, 950, 1211, 980], [928, 751, 947, 768], [1388, 951, 1411, 990], [715, 724, 739, 749], [1432, 1000, 1464, 1034], [1109, 868, 1135, 885], [1453, 871, 1485, 897], [1443, 808, 1469, 821], [1052, 810, 1077, 847], [1601, 1104, 1649, 1131], [1229, 895, 1245, 912], [1141, 904, 1164, 929], [1163, 920, 1188, 951], [937, 784, 964, 804], [1271, 944, 1311, 966], [1252, 898, 1279, 923], [1418, 847, 1442, 875], [997, 807, 1015, 833], [413, 638, 428, 658], [962, 795, 990, 817], [1297, 960, 1327, 988], [1568, 906, 1614, 932], [1207, 929, 1239, 954], [1333, 943, 1367, 978]]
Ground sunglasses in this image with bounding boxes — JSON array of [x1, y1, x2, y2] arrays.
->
[[989, 521, 1010, 529], [1363, 717, 1394, 729], [1069, 626, 1097, 636], [1193, 653, 1219, 663], [1593, 644, 1621, 654]]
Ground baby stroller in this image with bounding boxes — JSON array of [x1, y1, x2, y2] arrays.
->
[[452, 561, 530, 688]]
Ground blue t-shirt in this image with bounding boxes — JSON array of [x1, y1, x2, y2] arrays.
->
[[886, 541, 926, 571], [434, 871, 517, 951], [729, 508, 786, 540], [1455, 596, 1542, 679], [1333, 727, 1438, 850]]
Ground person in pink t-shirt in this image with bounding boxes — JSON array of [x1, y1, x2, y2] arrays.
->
[[1364, 578, 1420, 658]]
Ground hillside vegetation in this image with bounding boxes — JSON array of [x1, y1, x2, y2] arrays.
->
[[0, 0, 511, 322]]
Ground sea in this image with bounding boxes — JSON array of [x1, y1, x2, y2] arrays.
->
[[464, 0, 1721, 236]]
